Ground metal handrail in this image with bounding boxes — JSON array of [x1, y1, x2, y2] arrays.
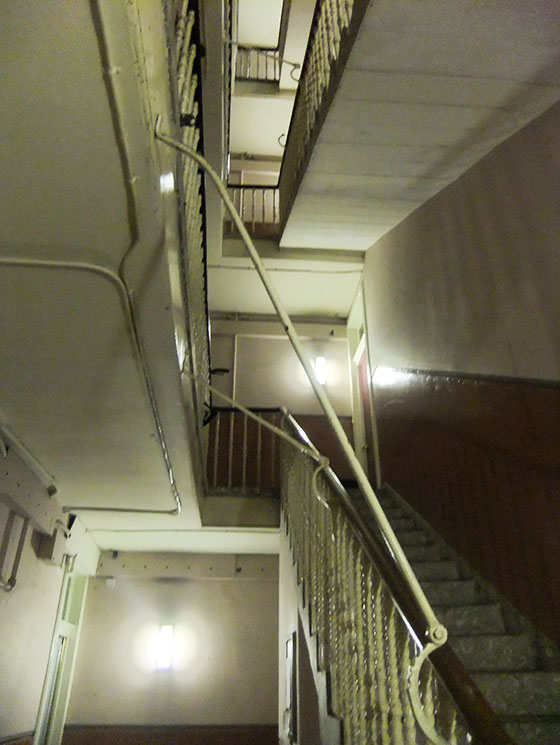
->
[[224, 185, 280, 233], [152, 125, 518, 744], [155, 120, 447, 649], [171, 0, 211, 426], [278, 0, 369, 226], [235, 45, 281, 82], [206, 406, 283, 493]]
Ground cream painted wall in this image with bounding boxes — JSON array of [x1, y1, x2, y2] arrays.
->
[[363, 102, 560, 381], [0, 504, 64, 738], [210, 324, 352, 415], [277, 520, 299, 745], [66, 576, 278, 725]]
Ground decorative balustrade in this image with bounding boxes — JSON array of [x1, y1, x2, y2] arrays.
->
[[279, 0, 368, 226], [224, 186, 280, 238], [206, 408, 281, 495], [169, 0, 211, 424], [235, 45, 281, 83], [280, 411, 510, 745]]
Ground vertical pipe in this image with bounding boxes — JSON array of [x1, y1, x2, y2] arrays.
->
[[228, 410, 235, 488], [213, 412, 221, 488], [232, 333, 238, 399], [256, 420, 262, 490], [242, 412, 248, 490]]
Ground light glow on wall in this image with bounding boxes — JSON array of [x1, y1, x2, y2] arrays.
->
[[372, 365, 411, 387], [156, 625, 174, 670], [159, 172, 175, 194], [314, 356, 327, 385]]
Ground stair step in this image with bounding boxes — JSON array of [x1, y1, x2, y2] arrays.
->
[[402, 543, 442, 561], [410, 560, 460, 580], [505, 720, 560, 745], [473, 672, 560, 716], [382, 506, 406, 520], [387, 516, 415, 531], [435, 604, 505, 635], [422, 579, 478, 606], [450, 634, 537, 672], [392, 529, 428, 546]]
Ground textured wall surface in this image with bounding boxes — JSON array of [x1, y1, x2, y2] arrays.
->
[[374, 370, 560, 642], [363, 102, 560, 381], [0, 504, 63, 739], [66, 576, 278, 725]]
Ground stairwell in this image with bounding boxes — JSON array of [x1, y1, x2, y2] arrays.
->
[[349, 484, 560, 745]]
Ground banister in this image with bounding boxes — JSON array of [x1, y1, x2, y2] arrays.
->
[[282, 409, 515, 745]]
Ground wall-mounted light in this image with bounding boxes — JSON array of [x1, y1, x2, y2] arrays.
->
[[314, 356, 327, 386], [156, 625, 174, 670]]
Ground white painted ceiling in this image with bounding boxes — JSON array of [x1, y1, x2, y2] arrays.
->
[[230, 93, 295, 158], [0, 0, 278, 555], [281, 0, 560, 251], [4, 0, 558, 559], [237, 0, 284, 47]]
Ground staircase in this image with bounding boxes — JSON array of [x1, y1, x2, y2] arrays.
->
[[349, 484, 560, 745]]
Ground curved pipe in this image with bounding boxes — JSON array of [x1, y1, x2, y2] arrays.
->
[[0, 1, 187, 517], [0, 256, 181, 516]]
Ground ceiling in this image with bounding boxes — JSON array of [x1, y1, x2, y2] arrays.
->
[[202, 0, 360, 319], [3, 0, 558, 559], [281, 0, 560, 250], [0, 0, 279, 555]]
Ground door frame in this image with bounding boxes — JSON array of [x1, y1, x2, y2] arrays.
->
[[347, 285, 381, 488]]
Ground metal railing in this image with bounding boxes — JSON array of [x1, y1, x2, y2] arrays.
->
[[155, 128, 513, 745], [170, 0, 211, 424], [280, 413, 481, 745], [279, 0, 366, 224], [235, 45, 281, 82], [206, 407, 281, 494], [224, 186, 280, 236]]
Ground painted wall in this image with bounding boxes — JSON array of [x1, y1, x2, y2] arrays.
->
[[363, 102, 560, 381], [0, 504, 63, 738], [210, 320, 352, 415], [66, 576, 278, 726]]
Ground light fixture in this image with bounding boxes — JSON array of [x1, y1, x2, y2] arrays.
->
[[314, 356, 327, 385], [159, 172, 175, 194], [156, 625, 174, 670]]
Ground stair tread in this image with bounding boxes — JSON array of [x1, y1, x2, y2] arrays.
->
[[401, 543, 442, 560], [505, 720, 560, 745], [449, 633, 538, 672], [435, 603, 505, 634], [410, 559, 460, 580], [473, 672, 560, 716], [421, 579, 478, 605]]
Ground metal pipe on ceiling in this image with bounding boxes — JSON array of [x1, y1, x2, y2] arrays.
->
[[0, 256, 181, 517]]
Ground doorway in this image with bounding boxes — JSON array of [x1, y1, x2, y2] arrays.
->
[[347, 286, 381, 488]]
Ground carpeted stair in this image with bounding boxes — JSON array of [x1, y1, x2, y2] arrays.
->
[[349, 484, 560, 745]]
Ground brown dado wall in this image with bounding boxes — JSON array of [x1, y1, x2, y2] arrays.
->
[[373, 371, 560, 643], [62, 725, 277, 745]]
